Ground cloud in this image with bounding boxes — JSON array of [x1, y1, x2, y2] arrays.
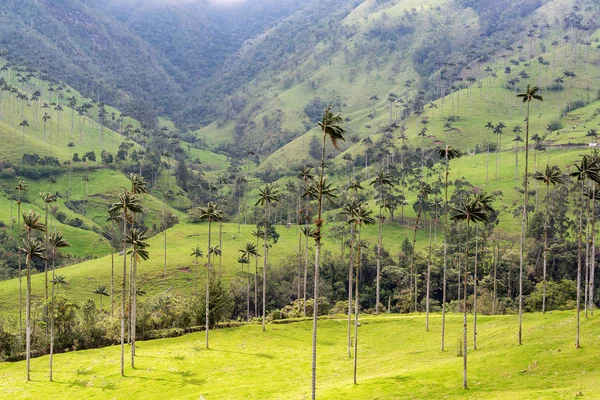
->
[[109, 0, 247, 6], [207, 0, 247, 6]]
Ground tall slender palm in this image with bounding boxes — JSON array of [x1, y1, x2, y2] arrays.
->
[[349, 203, 375, 384], [255, 184, 281, 332], [251, 227, 264, 317], [109, 190, 143, 377], [410, 183, 431, 311], [451, 197, 494, 389], [19, 119, 29, 157], [570, 155, 600, 348], [47, 231, 69, 381], [341, 199, 361, 357], [516, 84, 543, 345], [190, 246, 204, 295], [471, 191, 494, 351], [198, 202, 224, 348], [126, 228, 150, 366], [240, 242, 259, 322], [106, 209, 121, 317], [94, 285, 110, 312], [15, 180, 28, 340], [40, 192, 56, 331], [312, 105, 345, 400], [370, 168, 393, 314], [438, 145, 460, 350], [21, 211, 46, 381], [301, 225, 315, 317], [533, 165, 566, 313]]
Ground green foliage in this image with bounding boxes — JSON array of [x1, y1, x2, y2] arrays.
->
[[525, 280, 577, 312]]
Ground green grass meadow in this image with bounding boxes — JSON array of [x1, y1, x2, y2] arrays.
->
[[0, 311, 598, 399]]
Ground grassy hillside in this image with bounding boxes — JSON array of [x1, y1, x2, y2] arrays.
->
[[1, 311, 598, 399], [0, 221, 430, 322]]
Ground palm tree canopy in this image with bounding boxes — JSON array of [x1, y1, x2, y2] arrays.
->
[[198, 202, 224, 222], [126, 228, 150, 262], [241, 242, 259, 259], [318, 105, 346, 150], [19, 238, 46, 263], [94, 285, 109, 296], [533, 164, 567, 186], [516, 84, 543, 103], [22, 211, 46, 233], [47, 231, 70, 252], [209, 245, 222, 257], [438, 145, 461, 161], [130, 173, 149, 195], [349, 203, 376, 227], [190, 247, 204, 259], [255, 184, 281, 208], [370, 169, 393, 188], [109, 192, 143, 223], [570, 155, 600, 183]]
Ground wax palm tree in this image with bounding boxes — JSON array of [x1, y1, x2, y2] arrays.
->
[[471, 191, 494, 351], [438, 145, 460, 350], [301, 224, 315, 317], [94, 285, 110, 313], [311, 105, 345, 399], [251, 226, 264, 317], [21, 210, 46, 381], [51, 275, 67, 294], [409, 183, 431, 311], [106, 209, 122, 317], [109, 191, 143, 377], [198, 202, 224, 348], [190, 246, 204, 294], [451, 196, 494, 389], [40, 192, 56, 326], [341, 199, 361, 357], [255, 184, 281, 332], [516, 84, 543, 345], [533, 165, 567, 313], [15, 180, 28, 340], [126, 228, 150, 366], [42, 112, 51, 143], [240, 242, 259, 321], [349, 203, 375, 384], [570, 155, 600, 348], [370, 169, 393, 314], [19, 119, 29, 157], [47, 231, 69, 381]]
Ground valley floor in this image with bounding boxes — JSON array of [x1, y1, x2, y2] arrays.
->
[[1, 311, 599, 399]]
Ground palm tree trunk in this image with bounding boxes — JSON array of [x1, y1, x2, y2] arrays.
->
[[206, 218, 212, 349], [246, 263, 250, 322], [376, 204, 382, 314], [255, 235, 259, 318], [542, 181, 550, 313], [111, 253, 114, 317], [347, 223, 355, 358], [463, 220, 470, 389], [518, 101, 531, 345], [121, 214, 127, 377], [353, 226, 362, 384], [25, 226, 32, 381], [426, 221, 433, 331], [262, 207, 268, 332], [311, 133, 327, 400], [304, 223, 309, 318], [219, 221, 223, 276], [131, 255, 137, 367], [442, 161, 449, 351], [44, 203, 49, 336], [576, 180, 584, 349], [17, 200, 23, 343], [590, 187, 596, 315], [473, 227, 479, 350], [49, 256, 56, 381]]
